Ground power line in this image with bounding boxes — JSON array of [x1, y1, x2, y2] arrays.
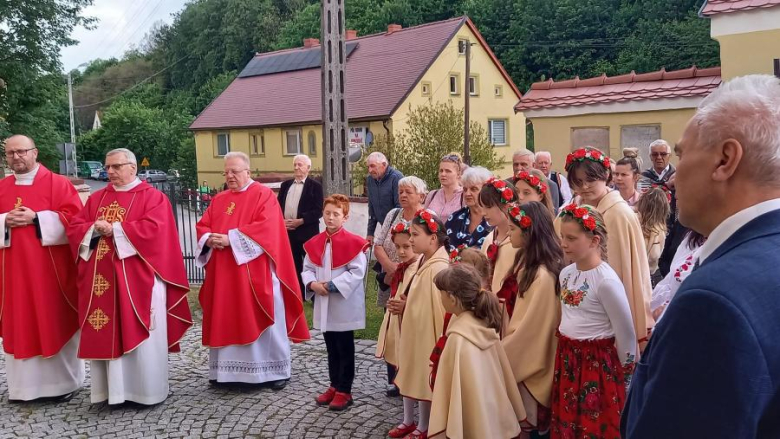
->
[[113, 0, 167, 56], [93, 0, 158, 60], [74, 55, 189, 108], [90, 0, 152, 58]]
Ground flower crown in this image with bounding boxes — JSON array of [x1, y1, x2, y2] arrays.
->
[[513, 171, 547, 195], [414, 209, 440, 234], [559, 203, 600, 232], [485, 177, 515, 203], [449, 244, 467, 262], [565, 148, 611, 172], [506, 203, 532, 229], [647, 183, 672, 203], [391, 221, 411, 236]]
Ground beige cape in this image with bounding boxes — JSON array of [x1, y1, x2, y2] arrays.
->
[[481, 232, 520, 294], [395, 246, 449, 401], [375, 255, 421, 366], [429, 312, 526, 439]]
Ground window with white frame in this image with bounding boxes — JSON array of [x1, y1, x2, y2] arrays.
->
[[488, 120, 507, 146], [458, 39, 469, 55], [250, 133, 265, 155], [449, 74, 460, 95], [494, 85, 503, 97], [285, 130, 302, 155], [469, 76, 479, 96], [308, 131, 317, 156], [216, 133, 230, 156]]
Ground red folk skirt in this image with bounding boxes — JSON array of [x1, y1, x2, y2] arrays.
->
[[550, 333, 626, 439]]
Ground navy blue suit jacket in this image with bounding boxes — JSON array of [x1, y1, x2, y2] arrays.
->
[[621, 209, 780, 438]]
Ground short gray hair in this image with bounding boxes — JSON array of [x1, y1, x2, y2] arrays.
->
[[106, 148, 137, 165], [366, 151, 388, 166], [694, 74, 780, 186], [225, 151, 250, 167], [648, 139, 671, 153], [513, 148, 534, 159], [535, 151, 552, 162], [398, 176, 427, 195], [461, 166, 493, 187], [294, 154, 312, 167]]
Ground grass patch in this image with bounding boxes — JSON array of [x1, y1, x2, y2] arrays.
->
[[303, 274, 384, 341]]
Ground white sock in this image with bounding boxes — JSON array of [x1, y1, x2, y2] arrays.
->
[[401, 397, 416, 426], [418, 400, 431, 432]]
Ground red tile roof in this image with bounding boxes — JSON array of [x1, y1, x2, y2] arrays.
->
[[515, 66, 721, 112], [700, 0, 780, 16], [191, 17, 520, 130]]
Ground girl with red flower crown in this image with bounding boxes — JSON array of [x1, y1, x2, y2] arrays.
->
[[478, 178, 520, 294], [501, 201, 564, 438], [513, 168, 556, 215], [551, 205, 637, 439], [392, 210, 449, 439], [560, 146, 654, 348]]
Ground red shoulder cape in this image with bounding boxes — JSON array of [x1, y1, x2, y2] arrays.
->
[[303, 228, 369, 268], [0, 166, 81, 359], [66, 181, 192, 359], [196, 183, 310, 347]]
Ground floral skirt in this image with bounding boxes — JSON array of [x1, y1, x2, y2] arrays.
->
[[550, 333, 626, 439]]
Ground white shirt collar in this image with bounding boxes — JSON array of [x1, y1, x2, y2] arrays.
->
[[698, 198, 780, 264], [234, 180, 256, 193], [113, 178, 142, 192], [653, 165, 671, 179], [294, 177, 307, 184], [13, 164, 40, 185]]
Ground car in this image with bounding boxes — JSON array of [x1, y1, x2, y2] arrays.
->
[[91, 168, 102, 180], [98, 169, 108, 181], [79, 161, 103, 179], [138, 169, 168, 183]]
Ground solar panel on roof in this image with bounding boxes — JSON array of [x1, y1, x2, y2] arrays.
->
[[238, 42, 359, 78]]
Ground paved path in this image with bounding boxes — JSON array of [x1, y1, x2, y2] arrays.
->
[[0, 305, 402, 438]]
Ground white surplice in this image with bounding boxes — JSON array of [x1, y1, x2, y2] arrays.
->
[[195, 181, 292, 384], [79, 178, 171, 405], [2, 164, 85, 400]]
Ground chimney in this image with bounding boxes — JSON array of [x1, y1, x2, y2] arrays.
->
[[303, 38, 320, 48], [387, 24, 402, 35], [346, 29, 358, 40]]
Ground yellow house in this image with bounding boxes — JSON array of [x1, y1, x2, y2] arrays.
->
[[190, 16, 524, 187], [702, 0, 780, 80], [516, 0, 780, 173]]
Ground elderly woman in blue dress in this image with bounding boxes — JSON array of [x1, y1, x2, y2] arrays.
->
[[445, 166, 494, 251]]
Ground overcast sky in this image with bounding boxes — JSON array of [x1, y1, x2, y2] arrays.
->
[[61, 0, 189, 72]]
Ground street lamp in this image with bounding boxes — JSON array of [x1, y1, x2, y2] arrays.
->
[[68, 62, 88, 177]]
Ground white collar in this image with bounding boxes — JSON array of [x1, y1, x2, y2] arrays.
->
[[13, 164, 40, 185], [113, 178, 142, 192], [294, 177, 307, 184], [653, 165, 671, 178], [698, 198, 780, 263], [232, 180, 256, 193]]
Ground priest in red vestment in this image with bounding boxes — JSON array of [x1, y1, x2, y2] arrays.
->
[[66, 148, 192, 405], [0, 135, 84, 401], [196, 151, 310, 389]]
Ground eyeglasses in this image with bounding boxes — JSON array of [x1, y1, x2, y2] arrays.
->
[[222, 169, 249, 176], [4, 147, 36, 158], [441, 154, 462, 164], [651, 152, 670, 158], [104, 163, 133, 171]]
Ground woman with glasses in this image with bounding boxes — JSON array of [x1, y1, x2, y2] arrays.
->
[[445, 166, 493, 251], [424, 154, 465, 220]]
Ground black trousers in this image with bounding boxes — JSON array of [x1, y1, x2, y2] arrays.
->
[[323, 331, 355, 394], [288, 232, 308, 298]]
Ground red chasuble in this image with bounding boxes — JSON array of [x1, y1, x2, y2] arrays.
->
[[0, 166, 80, 359], [302, 227, 369, 269], [196, 182, 310, 347], [66, 182, 192, 360]]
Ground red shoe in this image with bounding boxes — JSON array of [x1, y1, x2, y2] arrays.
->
[[388, 423, 417, 438], [403, 430, 427, 439], [328, 392, 354, 411], [315, 387, 336, 406]]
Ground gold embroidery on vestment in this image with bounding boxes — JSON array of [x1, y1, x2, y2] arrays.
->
[[14, 197, 22, 209], [96, 239, 110, 260], [88, 308, 109, 330], [92, 274, 110, 297], [98, 201, 126, 222], [226, 202, 236, 216]]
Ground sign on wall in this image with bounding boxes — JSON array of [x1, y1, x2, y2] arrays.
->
[[621, 124, 661, 171], [349, 126, 373, 147], [571, 127, 609, 151]]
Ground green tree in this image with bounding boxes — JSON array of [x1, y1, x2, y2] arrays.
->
[[355, 101, 506, 190]]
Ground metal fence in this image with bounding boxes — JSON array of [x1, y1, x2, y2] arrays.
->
[[151, 181, 211, 285]]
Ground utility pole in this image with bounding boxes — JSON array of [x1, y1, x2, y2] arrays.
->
[[67, 72, 78, 177], [463, 41, 472, 166], [320, 0, 351, 195]]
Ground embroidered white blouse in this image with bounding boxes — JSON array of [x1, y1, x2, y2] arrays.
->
[[650, 237, 704, 322], [558, 262, 637, 365]]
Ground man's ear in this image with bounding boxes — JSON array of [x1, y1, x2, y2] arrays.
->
[[712, 139, 743, 182]]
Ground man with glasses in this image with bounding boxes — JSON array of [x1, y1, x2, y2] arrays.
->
[[0, 134, 84, 402], [67, 148, 192, 406], [641, 139, 676, 188], [196, 152, 310, 389]]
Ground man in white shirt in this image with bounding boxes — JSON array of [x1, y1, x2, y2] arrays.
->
[[622, 74, 780, 438], [534, 150, 572, 205]]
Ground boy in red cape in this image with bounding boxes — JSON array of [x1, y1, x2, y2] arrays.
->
[[0, 135, 84, 401], [302, 194, 369, 411], [196, 152, 310, 389], [67, 148, 192, 405]]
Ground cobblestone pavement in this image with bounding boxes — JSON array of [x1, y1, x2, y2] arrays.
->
[[0, 306, 402, 438]]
